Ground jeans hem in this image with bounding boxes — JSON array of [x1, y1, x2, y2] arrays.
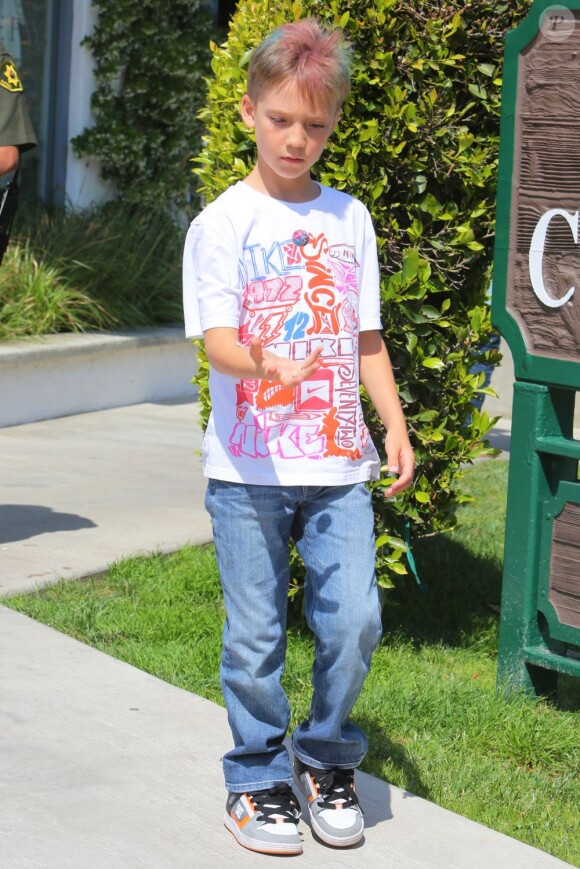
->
[[292, 748, 365, 771], [225, 776, 294, 794]]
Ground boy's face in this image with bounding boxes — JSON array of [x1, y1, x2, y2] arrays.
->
[[241, 81, 341, 198]]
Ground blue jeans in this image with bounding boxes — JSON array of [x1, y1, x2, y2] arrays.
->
[[205, 479, 382, 793]]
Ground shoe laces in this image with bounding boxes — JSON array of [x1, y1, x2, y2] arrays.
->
[[250, 784, 301, 826], [309, 768, 361, 812]]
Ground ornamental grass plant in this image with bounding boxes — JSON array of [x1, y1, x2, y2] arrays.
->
[[0, 240, 110, 338], [1, 201, 184, 340]]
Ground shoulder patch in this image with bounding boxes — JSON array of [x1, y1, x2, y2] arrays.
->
[[0, 61, 23, 93]]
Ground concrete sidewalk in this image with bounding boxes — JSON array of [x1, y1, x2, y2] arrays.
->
[[0, 398, 211, 597], [0, 375, 574, 867], [1, 604, 571, 869]]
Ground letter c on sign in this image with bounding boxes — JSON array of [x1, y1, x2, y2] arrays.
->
[[529, 209, 578, 308]]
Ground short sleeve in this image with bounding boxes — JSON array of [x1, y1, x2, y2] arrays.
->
[[182, 217, 242, 339], [357, 205, 382, 332], [0, 51, 37, 150]]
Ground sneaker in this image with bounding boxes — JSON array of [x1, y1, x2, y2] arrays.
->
[[224, 784, 302, 855], [294, 759, 364, 848]]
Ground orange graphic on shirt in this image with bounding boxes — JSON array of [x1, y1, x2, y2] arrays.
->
[[235, 378, 294, 415], [304, 288, 342, 335], [319, 408, 362, 460], [255, 380, 294, 409], [300, 234, 341, 336]]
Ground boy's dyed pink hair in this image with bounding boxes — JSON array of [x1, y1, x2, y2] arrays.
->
[[247, 18, 351, 109]]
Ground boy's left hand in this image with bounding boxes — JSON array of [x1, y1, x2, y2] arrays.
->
[[383, 430, 415, 497]]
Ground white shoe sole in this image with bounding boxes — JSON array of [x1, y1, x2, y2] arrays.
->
[[224, 812, 303, 855], [310, 811, 364, 848]]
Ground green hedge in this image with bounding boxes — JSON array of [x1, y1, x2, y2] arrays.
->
[[193, 0, 531, 586]]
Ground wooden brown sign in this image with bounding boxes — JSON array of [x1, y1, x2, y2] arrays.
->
[[494, 1, 580, 696], [493, 2, 580, 386]]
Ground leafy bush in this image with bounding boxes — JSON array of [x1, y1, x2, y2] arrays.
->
[[72, 0, 215, 212], [193, 0, 531, 585], [2, 202, 183, 338]]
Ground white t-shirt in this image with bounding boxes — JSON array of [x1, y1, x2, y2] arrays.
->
[[183, 181, 382, 485]]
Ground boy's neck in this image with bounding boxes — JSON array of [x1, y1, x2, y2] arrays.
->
[[243, 164, 321, 203]]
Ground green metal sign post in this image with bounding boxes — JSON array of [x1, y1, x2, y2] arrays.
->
[[492, 0, 580, 695]]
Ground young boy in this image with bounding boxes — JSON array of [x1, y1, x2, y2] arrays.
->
[[183, 18, 414, 855]]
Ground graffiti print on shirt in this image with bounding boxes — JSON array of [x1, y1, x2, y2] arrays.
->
[[229, 232, 372, 462]]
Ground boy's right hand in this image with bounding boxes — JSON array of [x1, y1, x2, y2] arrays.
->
[[249, 337, 322, 386], [203, 327, 322, 384]]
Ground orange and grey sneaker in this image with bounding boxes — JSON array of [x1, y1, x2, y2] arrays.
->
[[224, 784, 302, 855], [294, 759, 364, 848]]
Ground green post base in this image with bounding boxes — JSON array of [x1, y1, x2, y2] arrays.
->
[[497, 381, 576, 697], [497, 655, 558, 699]]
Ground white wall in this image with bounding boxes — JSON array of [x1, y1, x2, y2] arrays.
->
[[65, 0, 113, 208]]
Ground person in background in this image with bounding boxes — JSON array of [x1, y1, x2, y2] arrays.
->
[[0, 38, 35, 263], [0, 37, 36, 175]]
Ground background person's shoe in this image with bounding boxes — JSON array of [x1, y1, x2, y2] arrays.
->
[[224, 784, 303, 855], [294, 759, 364, 848]]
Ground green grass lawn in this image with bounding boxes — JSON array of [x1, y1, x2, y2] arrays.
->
[[5, 460, 580, 865]]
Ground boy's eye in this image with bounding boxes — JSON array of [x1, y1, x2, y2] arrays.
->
[[268, 116, 327, 130]]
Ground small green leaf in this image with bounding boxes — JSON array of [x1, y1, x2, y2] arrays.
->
[[468, 83, 487, 100], [422, 357, 445, 370], [420, 305, 441, 320], [457, 133, 474, 155], [402, 249, 420, 281], [376, 533, 406, 549]]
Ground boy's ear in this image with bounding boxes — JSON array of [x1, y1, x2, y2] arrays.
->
[[240, 94, 256, 130], [332, 107, 342, 132]]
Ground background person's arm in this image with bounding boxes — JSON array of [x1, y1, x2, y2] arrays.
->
[[0, 145, 18, 177]]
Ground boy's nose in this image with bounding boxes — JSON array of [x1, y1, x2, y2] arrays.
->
[[287, 123, 307, 149]]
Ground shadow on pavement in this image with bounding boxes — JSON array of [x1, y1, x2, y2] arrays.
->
[[0, 504, 96, 544]]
